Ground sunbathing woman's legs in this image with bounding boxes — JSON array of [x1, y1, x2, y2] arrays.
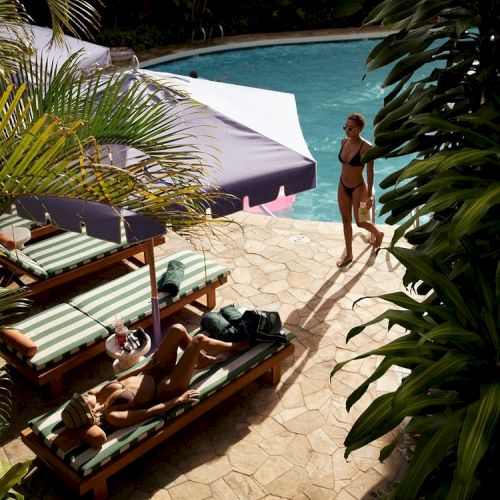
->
[[154, 325, 249, 400]]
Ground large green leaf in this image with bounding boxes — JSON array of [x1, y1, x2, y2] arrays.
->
[[452, 382, 500, 498], [0, 459, 32, 499], [392, 354, 471, 410], [418, 322, 482, 347], [391, 247, 477, 327], [344, 394, 405, 457], [346, 308, 435, 342], [452, 185, 500, 241], [388, 410, 465, 500]]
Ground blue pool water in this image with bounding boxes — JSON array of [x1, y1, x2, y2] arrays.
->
[[148, 40, 411, 222]]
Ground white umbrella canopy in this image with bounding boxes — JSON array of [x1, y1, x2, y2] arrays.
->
[[0, 23, 111, 72], [11, 68, 317, 344], [147, 70, 316, 214]]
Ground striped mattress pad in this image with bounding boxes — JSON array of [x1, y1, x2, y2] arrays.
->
[[1, 303, 109, 371], [70, 249, 230, 329], [0, 210, 38, 230], [0, 229, 134, 279], [21, 230, 134, 277], [28, 331, 294, 477]]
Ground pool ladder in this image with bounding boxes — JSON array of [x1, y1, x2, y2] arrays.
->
[[191, 24, 224, 41]]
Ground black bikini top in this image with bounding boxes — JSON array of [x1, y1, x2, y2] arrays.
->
[[338, 141, 365, 167]]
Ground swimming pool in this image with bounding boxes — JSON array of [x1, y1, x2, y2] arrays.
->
[[147, 40, 410, 223]]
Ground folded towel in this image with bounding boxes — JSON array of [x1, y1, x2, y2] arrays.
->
[[158, 260, 185, 295], [220, 304, 243, 325], [201, 312, 230, 338], [201, 311, 247, 342]]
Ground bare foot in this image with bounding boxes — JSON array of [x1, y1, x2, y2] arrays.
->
[[195, 350, 221, 369], [336, 253, 353, 268], [374, 232, 384, 249]]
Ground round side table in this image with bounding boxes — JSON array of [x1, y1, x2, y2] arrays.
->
[[105, 332, 151, 373]]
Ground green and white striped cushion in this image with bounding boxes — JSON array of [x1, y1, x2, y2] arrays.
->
[[0, 211, 35, 230], [70, 250, 230, 329], [0, 246, 48, 278], [22, 230, 133, 277], [4, 303, 109, 371], [28, 332, 293, 476]]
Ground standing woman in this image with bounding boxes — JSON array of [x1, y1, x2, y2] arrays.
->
[[336, 112, 384, 267]]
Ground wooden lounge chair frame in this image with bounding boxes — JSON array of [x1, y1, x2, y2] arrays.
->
[[1, 274, 226, 397], [21, 342, 294, 499], [1, 245, 228, 396], [0, 236, 165, 296]]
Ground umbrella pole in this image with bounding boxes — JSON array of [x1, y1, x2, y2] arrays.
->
[[145, 239, 162, 348]]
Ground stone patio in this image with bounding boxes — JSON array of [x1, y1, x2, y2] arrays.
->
[[1, 212, 409, 499]]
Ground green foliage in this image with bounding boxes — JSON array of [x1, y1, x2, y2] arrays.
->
[[331, 0, 500, 498], [0, 289, 33, 499], [95, 25, 165, 52], [0, 459, 32, 500]]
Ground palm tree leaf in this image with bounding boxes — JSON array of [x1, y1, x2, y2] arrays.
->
[[344, 394, 405, 457], [45, 0, 101, 41], [383, 49, 442, 88], [411, 114, 499, 148], [344, 346, 444, 412], [345, 391, 463, 458]]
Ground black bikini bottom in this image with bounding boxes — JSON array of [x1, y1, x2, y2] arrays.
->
[[340, 178, 364, 197]]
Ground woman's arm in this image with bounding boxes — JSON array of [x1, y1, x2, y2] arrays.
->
[[364, 142, 375, 209], [366, 160, 375, 199], [105, 389, 200, 428]]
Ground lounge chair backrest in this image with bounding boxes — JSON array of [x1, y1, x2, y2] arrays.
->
[[0, 245, 49, 278], [21, 230, 130, 276]]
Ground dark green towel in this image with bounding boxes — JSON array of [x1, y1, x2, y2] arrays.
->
[[158, 260, 185, 295], [201, 311, 247, 342], [220, 304, 243, 325], [201, 312, 230, 338]]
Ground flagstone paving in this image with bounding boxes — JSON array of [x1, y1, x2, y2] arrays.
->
[[0, 212, 411, 498]]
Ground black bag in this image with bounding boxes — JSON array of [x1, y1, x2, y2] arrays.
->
[[241, 310, 287, 344]]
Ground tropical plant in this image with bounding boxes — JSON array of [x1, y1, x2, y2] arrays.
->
[[0, 288, 33, 500], [0, 1, 223, 236], [0, 1, 221, 495], [331, 0, 500, 498]]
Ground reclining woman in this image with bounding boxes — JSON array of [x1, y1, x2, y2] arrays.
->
[[61, 324, 249, 446]]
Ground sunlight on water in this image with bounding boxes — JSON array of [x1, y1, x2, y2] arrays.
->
[[149, 40, 417, 223]]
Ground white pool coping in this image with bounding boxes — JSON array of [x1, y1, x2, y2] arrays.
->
[[140, 31, 393, 68]]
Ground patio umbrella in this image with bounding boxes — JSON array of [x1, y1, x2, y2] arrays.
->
[[0, 23, 111, 72], [12, 69, 316, 343], [139, 69, 317, 215]]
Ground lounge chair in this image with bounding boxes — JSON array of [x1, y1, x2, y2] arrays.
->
[[0, 229, 165, 295], [0, 250, 229, 395], [21, 328, 295, 499], [0, 207, 57, 240]]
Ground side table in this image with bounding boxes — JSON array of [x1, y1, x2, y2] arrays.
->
[[105, 332, 151, 373]]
